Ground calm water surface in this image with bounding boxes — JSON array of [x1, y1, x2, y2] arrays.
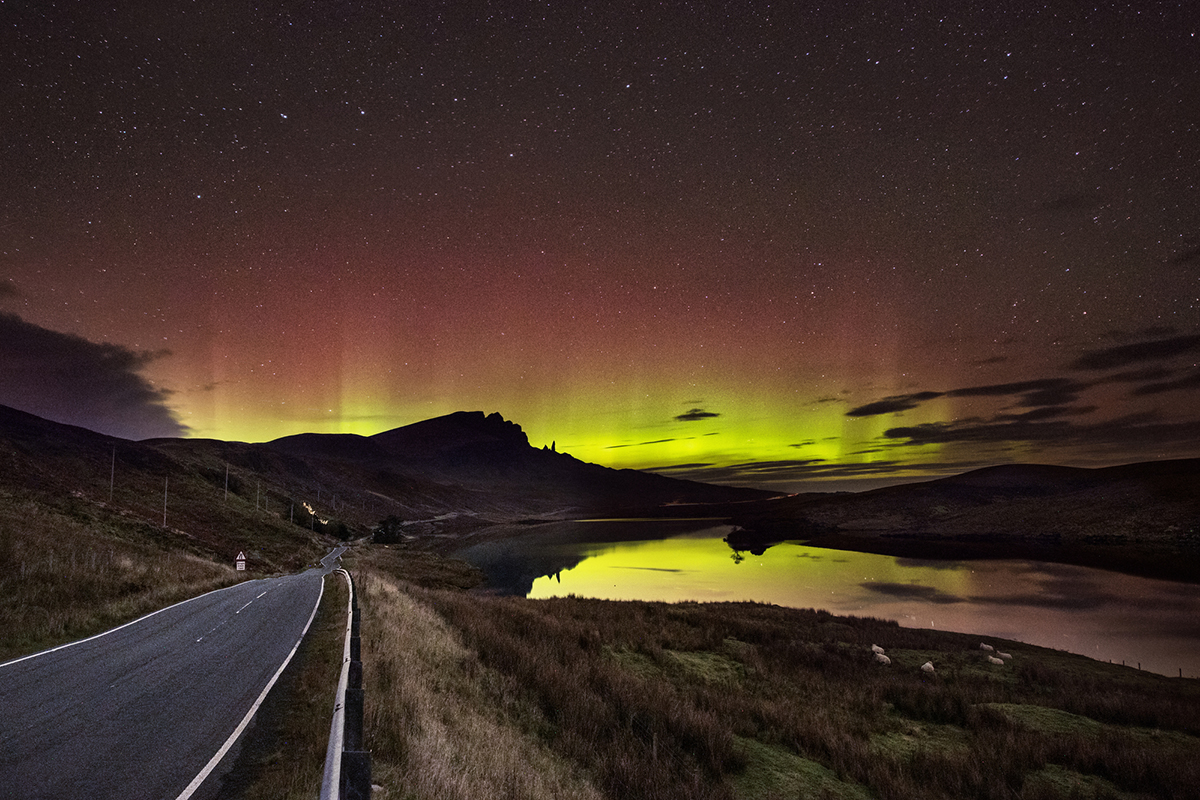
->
[[454, 519, 1200, 678]]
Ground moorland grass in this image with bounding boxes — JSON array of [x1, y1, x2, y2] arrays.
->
[[0, 496, 243, 661], [356, 547, 1200, 800], [356, 562, 604, 800], [0, 456, 331, 662]]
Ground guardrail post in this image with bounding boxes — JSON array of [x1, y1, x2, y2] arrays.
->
[[344, 687, 364, 751], [340, 750, 372, 800]]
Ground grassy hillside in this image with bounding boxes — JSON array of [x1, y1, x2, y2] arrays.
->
[[0, 406, 334, 661]]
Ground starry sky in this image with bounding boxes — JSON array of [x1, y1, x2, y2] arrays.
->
[[2, 1, 1198, 491]]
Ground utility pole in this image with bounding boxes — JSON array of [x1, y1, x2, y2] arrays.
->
[[224, 464, 229, 502], [109, 446, 115, 503], [163, 477, 168, 528]]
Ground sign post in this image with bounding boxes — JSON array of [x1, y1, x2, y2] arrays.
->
[[235, 551, 246, 571]]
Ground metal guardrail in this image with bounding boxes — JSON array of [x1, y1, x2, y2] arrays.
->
[[320, 569, 371, 800]]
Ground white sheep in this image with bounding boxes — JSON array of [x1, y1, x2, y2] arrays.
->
[[875, 653, 891, 665], [871, 644, 885, 654], [997, 651, 1012, 660], [980, 643, 995, 652], [921, 661, 935, 673], [987, 655, 1004, 665]]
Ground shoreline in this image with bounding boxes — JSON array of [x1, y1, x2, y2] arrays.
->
[[724, 525, 1200, 586]]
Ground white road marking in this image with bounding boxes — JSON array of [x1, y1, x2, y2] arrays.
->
[[0, 581, 249, 669], [197, 620, 228, 643], [174, 576, 326, 800]]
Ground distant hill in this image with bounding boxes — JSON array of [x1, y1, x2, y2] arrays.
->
[[260, 410, 776, 528], [727, 460, 1200, 582], [0, 405, 775, 554]]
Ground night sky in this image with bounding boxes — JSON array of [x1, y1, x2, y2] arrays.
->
[[2, 1, 1198, 491]]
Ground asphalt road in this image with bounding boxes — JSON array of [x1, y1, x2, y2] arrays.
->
[[0, 547, 346, 799]]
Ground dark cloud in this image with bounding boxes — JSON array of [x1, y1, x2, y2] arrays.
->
[[1102, 367, 1175, 384], [653, 454, 1012, 492], [994, 405, 1097, 423], [615, 566, 685, 573], [883, 420, 1059, 446], [0, 279, 19, 299], [884, 413, 1200, 451], [846, 360, 1196, 426], [1131, 369, 1200, 396], [606, 438, 677, 449], [847, 379, 1089, 419], [845, 392, 944, 417], [969, 592, 1107, 611], [650, 461, 713, 471], [675, 407, 720, 422], [1015, 384, 1085, 408], [947, 378, 1081, 404], [862, 582, 964, 604], [972, 355, 1008, 367], [652, 458, 913, 487], [652, 458, 827, 481], [1070, 333, 1200, 371], [0, 313, 187, 439]]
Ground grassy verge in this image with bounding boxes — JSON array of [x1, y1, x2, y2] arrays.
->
[[356, 547, 1200, 800], [214, 570, 350, 799], [352, 552, 602, 799]]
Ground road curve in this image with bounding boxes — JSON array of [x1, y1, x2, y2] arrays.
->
[[0, 547, 346, 799]]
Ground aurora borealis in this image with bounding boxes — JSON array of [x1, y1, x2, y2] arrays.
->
[[2, 2, 1198, 490]]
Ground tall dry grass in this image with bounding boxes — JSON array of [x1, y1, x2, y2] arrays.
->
[[357, 566, 603, 800], [0, 496, 240, 661]]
